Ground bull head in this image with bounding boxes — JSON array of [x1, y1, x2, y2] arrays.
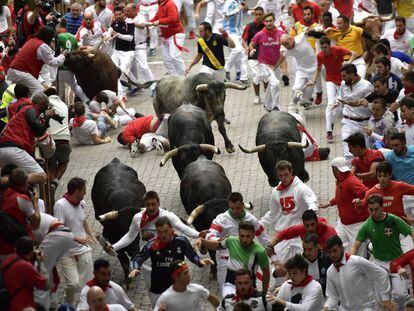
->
[[159, 144, 220, 166], [238, 142, 306, 154]]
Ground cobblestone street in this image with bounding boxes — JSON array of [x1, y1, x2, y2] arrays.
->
[[54, 23, 344, 310]]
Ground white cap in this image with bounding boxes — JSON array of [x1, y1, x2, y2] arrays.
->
[[331, 157, 350, 172]]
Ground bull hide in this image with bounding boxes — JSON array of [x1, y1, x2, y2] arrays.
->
[[91, 158, 146, 283], [65, 50, 120, 99]]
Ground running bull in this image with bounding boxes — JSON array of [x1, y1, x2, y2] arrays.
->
[[239, 111, 309, 187], [160, 103, 220, 179], [153, 73, 247, 153], [91, 158, 146, 285], [65, 50, 154, 100]]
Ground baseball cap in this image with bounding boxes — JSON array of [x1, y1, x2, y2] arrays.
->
[[331, 157, 350, 172]]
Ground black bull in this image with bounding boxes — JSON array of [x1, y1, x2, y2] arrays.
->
[[91, 158, 146, 283], [239, 111, 309, 187], [161, 103, 218, 179]]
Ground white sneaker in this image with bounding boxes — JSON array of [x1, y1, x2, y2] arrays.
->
[[253, 96, 260, 105], [130, 139, 140, 158]]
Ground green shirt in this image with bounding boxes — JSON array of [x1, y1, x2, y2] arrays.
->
[[57, 32, 78, 70], [223, 236, 269, 272], [356, 213, 412, 261]]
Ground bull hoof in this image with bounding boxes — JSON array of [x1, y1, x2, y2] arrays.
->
[[226, 145, 235, 153]]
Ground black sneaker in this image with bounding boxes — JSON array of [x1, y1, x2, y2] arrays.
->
[[282, 75, 289, 86]]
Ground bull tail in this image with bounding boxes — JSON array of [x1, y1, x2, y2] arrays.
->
[[121, 71, 158, 89]]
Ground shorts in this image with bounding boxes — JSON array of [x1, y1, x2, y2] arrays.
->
[[47, 141, 71, 166]]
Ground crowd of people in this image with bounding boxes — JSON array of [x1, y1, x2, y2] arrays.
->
[[4, 0, 414, 310]]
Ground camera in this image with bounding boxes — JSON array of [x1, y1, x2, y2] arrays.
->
[[50, 113, 64, 124]]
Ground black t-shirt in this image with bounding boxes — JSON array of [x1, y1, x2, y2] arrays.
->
[[111, 20, 135, 52], [197, 33, 228, 70], [365, 89, 399, 104]]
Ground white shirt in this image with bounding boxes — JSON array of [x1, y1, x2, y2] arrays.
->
[[282, 32, 317, 72], [390, 56, 408, 78], [154, 283, 209, 311], [329, 6, 339, 26], [133, 14, 147, 47], [338, 78, 374, 118], [77, 281, 134, 311], [325, 255, 392, 310], [36, 213, 57, 237], [37, 44, 66, 68], [255, 0, 282, 17], [48, 95, 70, 141], [75, 21, 106, 47], [0, 6, 10, 33], [70, 119, 99, 145], [382, 28, 413, 54], [261, 176, 318, 232], [53, 197, 91, 255], [404, 123, 414, 146], [112, 208, 199, 252], [106, 305, 127, 311], [277, 278, 324, 311], [85, 5, 114, 29]]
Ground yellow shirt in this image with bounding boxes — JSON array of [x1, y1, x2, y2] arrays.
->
[[290, 22, 320, 51], [395, 0, 413, 18], [327, 25, 364, 59]]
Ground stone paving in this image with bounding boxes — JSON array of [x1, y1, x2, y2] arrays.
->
[[53, 11, 345, 310]]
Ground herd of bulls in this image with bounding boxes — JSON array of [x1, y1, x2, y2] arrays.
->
[[87, 60, 311, 282]]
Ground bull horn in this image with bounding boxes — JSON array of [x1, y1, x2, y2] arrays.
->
[[99, 211, 119, 222], [159, 148, 179, 167], [238, 144, 266, 154], [287, 142, 306, 148], [380, 13, 394, 22], [224, 82, 248, 90], [199, 144, 220, 154], [244, 201, 254, 210], [195, 84, 208, 92], [187, 205, 205, 225]]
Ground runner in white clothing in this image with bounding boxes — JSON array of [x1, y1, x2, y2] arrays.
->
[[198, 192, 270, 293], [261, 160, 318, 265], [138, 0, 159, 55], [87, 286, 127, 311], [104, 191, 203, 297], [154, 260, 220, 311]]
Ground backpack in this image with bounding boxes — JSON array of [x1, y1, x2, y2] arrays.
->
[[0, 210, 28, 244], [0, 257, 22, 310]]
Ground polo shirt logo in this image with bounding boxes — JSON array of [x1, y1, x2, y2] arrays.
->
[[213, 40, 217, 46], [384, 227, 393, 237]]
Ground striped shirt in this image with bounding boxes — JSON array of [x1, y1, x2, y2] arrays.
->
[[63, 12, 83, 35], [222, 0, 243, 36]]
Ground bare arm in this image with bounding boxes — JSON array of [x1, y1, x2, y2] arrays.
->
[[262, 267, 270, 293], [28, 193, 41, 230], [356, 161, 381, 181], [186, 53, 203, 74], [351, 240, 362, 255], [27, 8, 39, 26], [92, 134, 111, 145], [200, 238, 223, 250], [207, 295, 220, 308], [84, 220, 97, 242]]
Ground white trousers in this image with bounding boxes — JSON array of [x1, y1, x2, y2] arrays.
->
[[132, 46, 156, 90], [114, 107, 136, 126], [341, 118, 369, 161], [325, 81, 342, 132], [39, 64, 57, 87], [60, 251, 93, 304], [34, 230, 78, 309], [351, 57, 367, 79], [261, 64, 280, 111], [57, 69, 89, 103], [336, 220, 367, 257], [138, 6, 158, 49], [274, 238, 303, 263], [7, 68, 44, 95], [172, 0, 195, 30], [205, 1, 216, 24], [292, 68, 314, 100], [111, 49, 135, 98], [224, 35, 248, 80], [374, 258, 409, 310], [161, 33, 186, 75], [199, 65, 225, 82], [215, 250, 230, 293]]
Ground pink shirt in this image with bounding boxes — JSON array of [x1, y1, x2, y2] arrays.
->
[[252, 28, 283, 66]]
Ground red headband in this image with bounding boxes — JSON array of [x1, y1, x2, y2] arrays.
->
[[171, 264, 188, 279]]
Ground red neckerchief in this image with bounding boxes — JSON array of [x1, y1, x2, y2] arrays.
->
[[289, 275, 313, 288], [334, 253, 351, 271], [81, 20, 95, 34], [140, 210, 160, 228], [394, 29, 405, 40], [405, 85, 414, 95], [58, 28, 67, 34], [336, 171, 351, 183], [233, 287, 255, 302], [277, 176, 295, 191], [72, 116, 87, 127], [64, 193, 82, 207], [403, 119, 414, 125], [86, 278, 112, 292], [263, 27, 277, 35], [104, 306, 110, 311], [151, 234, 175, 251], [279, 21, 287, 33]]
